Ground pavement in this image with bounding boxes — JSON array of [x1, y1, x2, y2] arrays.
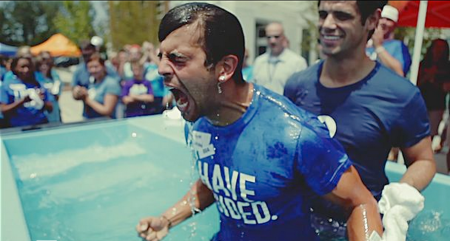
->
[[55, 67, 84, 123], [53, 67, 449, 175]]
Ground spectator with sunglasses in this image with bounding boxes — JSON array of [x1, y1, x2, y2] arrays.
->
[[253, 22, 307, 94]]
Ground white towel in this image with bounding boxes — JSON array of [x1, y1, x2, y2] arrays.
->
[[378, 182, 424, 241]]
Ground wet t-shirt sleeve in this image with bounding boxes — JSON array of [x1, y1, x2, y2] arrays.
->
[[296, 120, 352, 196], [392, 90, 430, 148]]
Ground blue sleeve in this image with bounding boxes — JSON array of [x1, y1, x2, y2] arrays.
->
[[43, 88, 54, 102], [146, 81, 154, 95], [121, 81, 131, 98], [401, 43, 412, 75], [296, 121, 352, 196], [390, 41, 411, 76], [105, 80, 121, 96], [394, 90, 430, 148], [71, 67, 81, 87], [0, 84, 10, 103]]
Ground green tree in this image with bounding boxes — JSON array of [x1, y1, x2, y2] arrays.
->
[[0, 1, 61, 46], [53, 1, 96, 46], [108, 1, 160, 50]]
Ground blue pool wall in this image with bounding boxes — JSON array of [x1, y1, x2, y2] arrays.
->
[[1, 139, 31, 241]]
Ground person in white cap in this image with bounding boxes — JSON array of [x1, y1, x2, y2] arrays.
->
[[367, 5, 413, 162], [366, 4, 412, 77]]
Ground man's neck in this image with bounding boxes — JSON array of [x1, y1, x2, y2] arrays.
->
[[321, 52, 375, 88], [207, 82, 253, 127], [270, 48, 285, 57]]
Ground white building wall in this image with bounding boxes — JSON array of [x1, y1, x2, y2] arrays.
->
[[168, 1, 316, 65]]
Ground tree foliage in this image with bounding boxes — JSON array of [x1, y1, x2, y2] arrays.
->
[[108, 1, 160, 50], [0, 1, 61, 46], [53, 1, 96, 46]]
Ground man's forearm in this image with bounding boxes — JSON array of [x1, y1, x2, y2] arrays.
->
[[161, 179, 215, 228], [376, 47, 404, 76], [400, 159, 436, 191], [347, 201, 383, 241]]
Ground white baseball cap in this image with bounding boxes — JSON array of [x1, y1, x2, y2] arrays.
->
[[381, 5, 399, 23], [90, 36, 104, 47]]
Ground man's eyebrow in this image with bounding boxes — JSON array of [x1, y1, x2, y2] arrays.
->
[[168, 52, 189, 60], [333, 10, 354, 17], [319, 9, 354, 16]]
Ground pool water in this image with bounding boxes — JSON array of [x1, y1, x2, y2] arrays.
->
[[386, 162, 450, 241], [3, 120, 218, 241], [2, 116, 450, 241]]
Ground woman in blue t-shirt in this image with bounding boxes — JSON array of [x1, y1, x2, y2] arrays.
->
[[0, 56, 53, 127], [72, 53, 121, 119]]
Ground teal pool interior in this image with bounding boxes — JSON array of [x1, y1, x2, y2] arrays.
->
[[1, 115, 450, 241], [1, 116, 219, 241]]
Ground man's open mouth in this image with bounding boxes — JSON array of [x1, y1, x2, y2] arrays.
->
[[170, 88, 189, 112]]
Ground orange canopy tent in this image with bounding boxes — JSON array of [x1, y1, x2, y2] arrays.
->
[[30, 33, 81, 57]]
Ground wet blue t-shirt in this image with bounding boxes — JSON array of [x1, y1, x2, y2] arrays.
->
[[284, 61, 430, 219], [0, 76, 53, 127], [188, 84, 352, 241]]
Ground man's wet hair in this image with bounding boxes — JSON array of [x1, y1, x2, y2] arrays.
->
[[158, 2, 245, 83], [318, 1, 388, 40]]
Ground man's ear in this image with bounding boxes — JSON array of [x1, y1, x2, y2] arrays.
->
[[366, 8, 381, 32], [216, 55, 239, 83]]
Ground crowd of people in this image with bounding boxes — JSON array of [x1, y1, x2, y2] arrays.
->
[[0, 39, 174, 128], [0, 1, 448, 240]]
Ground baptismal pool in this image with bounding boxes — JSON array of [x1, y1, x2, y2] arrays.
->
[[1, 115, 450, 241]]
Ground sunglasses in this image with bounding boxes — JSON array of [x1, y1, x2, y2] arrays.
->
[[266, 35, 281, 40]]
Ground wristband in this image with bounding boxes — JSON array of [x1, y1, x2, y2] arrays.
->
[[375, 46, 386, 54], [160, 215, 172, 228]]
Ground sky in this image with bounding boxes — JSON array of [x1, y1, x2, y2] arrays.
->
[[91, 1, 109, 33]]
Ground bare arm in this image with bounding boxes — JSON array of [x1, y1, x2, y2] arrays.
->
[[132, 93, 154, 103], [400, 136, 436, 191], [371, 27, 404, 76], [324, 166, 383, 241], [83, 94, 118, 117], [1, 96, 31, 114], [161, 179, 214, 227], [376, 48, 404, 76], [43, 101, 53, 113], [136, 179, 215, 240]]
